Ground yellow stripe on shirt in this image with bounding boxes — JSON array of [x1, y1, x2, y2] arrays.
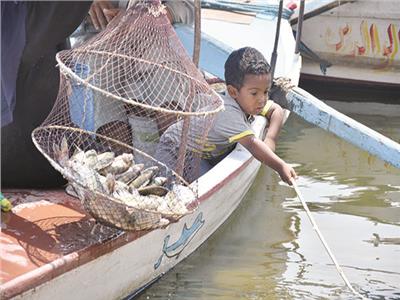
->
[[228, 130, 254, 143], [260, 100, 273, 117]]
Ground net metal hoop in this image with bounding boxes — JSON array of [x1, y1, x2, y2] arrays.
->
[[56, 53, 224, 117], [32, 125, 191, 187]]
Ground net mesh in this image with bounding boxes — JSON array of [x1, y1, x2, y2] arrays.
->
[[32, 1, 223, 231]]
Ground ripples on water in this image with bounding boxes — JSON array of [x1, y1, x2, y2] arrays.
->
[[137, 102, 400, 300]]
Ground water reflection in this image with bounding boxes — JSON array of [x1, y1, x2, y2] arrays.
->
[[137, 105, 400, 299]]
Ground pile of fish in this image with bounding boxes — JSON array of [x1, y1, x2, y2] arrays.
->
[[53, 138, 196, 230]]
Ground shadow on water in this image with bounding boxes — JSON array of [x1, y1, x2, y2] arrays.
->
[[136, 89, 400, 299]]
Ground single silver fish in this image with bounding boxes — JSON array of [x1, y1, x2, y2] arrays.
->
[[171, 184, 196, 206], [101, 153, 134, 175], [53, 136, 69, 167], [84, 149, 98, 168], [129, 166, 159, 189], [67, 158, 105, 193], [138, 185, 169, 196], [152, 176, 167, 186], [115, 164, 144, 184], [104, 173, 116, 195], [161, 191, 189, 216], [70, 146, 85, 163], [94, 152, 115, 171]]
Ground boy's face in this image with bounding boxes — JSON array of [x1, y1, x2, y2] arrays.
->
[[228, 73, 271, 115]]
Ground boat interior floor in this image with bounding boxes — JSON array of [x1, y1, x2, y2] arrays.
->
[[1, 189, 146, 298]]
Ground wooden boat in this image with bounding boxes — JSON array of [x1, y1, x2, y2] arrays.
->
[[0, 5, 300, 300], [291, 0, 400, 87], [0, 117, 268, 300]]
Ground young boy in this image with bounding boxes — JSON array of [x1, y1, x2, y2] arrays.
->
[[155, 47, 296, 185], [203, 46, 297, 185]]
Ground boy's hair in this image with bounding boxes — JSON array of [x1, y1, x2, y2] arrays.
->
[[224, 47, 271, 89]]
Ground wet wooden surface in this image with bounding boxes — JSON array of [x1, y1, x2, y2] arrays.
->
[[0, 189, 122, 294]]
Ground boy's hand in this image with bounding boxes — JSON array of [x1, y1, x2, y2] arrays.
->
[[278, 163, 297, 185]]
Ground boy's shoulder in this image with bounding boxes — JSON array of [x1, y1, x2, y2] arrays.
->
[[213, 91, 250, 127], [219, 90, 242, 112]]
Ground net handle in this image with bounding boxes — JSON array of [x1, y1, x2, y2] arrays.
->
[[56, 51, 224, 117]]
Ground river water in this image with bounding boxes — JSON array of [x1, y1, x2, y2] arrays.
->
[[136, 97, 400, 299]]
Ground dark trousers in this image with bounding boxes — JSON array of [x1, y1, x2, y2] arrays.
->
[[1, 1, 92, 188]]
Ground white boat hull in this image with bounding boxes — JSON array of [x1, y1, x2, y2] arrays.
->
[[12, 117, 265, 300]]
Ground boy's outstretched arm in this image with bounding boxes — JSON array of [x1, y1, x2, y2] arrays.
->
[[239, 135, 297, 185], [263, 102, 284, 152]]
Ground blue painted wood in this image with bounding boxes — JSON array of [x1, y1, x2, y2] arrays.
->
[[174, 24, 232, 79], [287, 87, 400, 169]]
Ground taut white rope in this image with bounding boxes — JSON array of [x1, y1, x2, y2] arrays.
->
[[291, 179, 366, 299]]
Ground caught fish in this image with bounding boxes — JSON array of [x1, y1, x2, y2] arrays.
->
[[113, 188, 140, 205], [171, 184, 196, 206], [138, 195, 161, 211], [129, 166, 159, 189], [101, 153, 134, 175], [83, 149, 98, 168], [67, 158, 105, 193], [94, 151, 114, 171], [104, 173, 116, 194], [161, 191, 189, 215], [159, 218, 170, 227], [70, 146, 85, 163], [115, 164, 144, 184], [53, 136, 69, 167], [152, 176, 167, 186], [138, 185, 169, 196], [60, 136, 69, 163]]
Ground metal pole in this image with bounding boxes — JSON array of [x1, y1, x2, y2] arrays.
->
[[176, 0, 201, 177], [295, 0, 305, 54], [193, 0, 201, 67], [270, 0, 283, 79]]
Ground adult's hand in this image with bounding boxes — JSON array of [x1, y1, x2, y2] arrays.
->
[[88, 0, 119, 30]]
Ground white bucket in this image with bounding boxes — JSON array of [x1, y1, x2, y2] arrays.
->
[[128, 115, 160, 163]]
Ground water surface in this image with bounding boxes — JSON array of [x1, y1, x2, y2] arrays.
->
[[136, 101, 400, 299]]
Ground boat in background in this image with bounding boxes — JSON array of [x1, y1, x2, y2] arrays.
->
[[291, 0, 400, 87]]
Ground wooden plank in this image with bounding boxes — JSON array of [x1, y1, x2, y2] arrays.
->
[[286, 87, 400, 169], [202, 8, 255, 24]]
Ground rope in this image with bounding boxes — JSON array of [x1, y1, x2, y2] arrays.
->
[[291, 179, 367, 299]]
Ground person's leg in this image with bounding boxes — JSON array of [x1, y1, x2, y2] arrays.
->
[[1, 53, 65, 187], [1, 2, 91, 188]]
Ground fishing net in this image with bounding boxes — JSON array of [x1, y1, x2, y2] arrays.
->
[[32, 0, 223, 231]]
